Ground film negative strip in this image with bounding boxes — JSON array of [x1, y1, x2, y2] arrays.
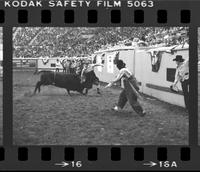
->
[[0, 0, 200, 171]]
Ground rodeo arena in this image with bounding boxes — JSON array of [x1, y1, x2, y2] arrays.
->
[[13, 27, 189, 145]]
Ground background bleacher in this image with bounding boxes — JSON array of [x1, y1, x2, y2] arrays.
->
[[13, 27, 188, 58]]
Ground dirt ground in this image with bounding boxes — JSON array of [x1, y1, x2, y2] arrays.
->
[[13, 70, 188, 145]]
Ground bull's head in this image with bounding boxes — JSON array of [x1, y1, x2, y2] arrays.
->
[[82, 71, 99, 89]]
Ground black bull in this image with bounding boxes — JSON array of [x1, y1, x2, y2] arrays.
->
[[34, 71, 100, 95]]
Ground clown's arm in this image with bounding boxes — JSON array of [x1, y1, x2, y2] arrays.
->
[[105, 70, 124, 88]]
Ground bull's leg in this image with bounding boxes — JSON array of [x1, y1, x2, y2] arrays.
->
[[84, 88, 88, 95], [66, 89, 71, 96], [97, 88, 101, 94], [34, 81, 42, 94], [77, 90, 84, 95], [95, 82, 101, 94], [80, 91, 85, 95], [97, 84, 101, 94]]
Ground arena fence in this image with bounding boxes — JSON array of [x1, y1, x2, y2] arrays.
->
[[94, 44, 189, 107], [13, 57, 66, 72]]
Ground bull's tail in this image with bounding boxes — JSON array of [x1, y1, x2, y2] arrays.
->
[[33, 70, 39, 75]]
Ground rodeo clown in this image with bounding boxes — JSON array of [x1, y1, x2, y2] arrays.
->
[[170, 55, 189, 110], [80, 58, 104, 94], [105, 60, 146, 116]]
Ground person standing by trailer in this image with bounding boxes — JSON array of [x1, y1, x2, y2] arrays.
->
[[55, 59, 60, 72], [70, 59, 77, 74], [65, 59, 71, 74], [170, 55, 189, 110], [105, 60, 146, 116], [60, 58, 67, 73]]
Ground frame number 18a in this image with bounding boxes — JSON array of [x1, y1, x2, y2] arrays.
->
[[159, 161, 178, 168]]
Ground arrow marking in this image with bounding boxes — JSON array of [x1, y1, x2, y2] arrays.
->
[[55, 161, 69, 168], [143, 161, 157, 167]]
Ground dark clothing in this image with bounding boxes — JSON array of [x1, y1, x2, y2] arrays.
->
[[181, 79, 189, 110], [83, 70, 99, 89], [117, 76, 144, 114], [70, 67, 76, 74], [118, 89, 143, 114], [63, 68, 66, 73]]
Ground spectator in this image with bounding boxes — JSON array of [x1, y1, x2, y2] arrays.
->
[[170, 55, 189, 110], [55, 59, 60, 72], [13, 27, 188, 58]]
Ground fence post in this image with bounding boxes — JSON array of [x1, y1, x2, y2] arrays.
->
[[20, 59, 22, 71], [35, 59, 38, 73]]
